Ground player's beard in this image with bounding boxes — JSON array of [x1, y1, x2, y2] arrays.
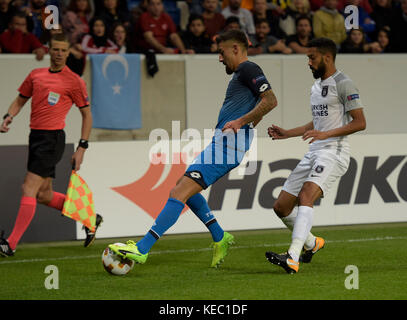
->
[[311, 60, 326, 79], [225, 65, 233, 75]]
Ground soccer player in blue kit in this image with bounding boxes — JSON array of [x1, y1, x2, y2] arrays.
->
[[110, 30, 278, 268]]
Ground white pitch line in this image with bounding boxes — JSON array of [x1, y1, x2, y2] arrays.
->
[[0, 236, 406, 265]]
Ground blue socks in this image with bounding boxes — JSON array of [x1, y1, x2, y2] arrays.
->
[[137, 198, 184, 254], [186, 193, 224, 242], [136, 194, 224, 255]]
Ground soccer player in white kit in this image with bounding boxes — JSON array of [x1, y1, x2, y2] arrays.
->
[[265, 38, 367, 274]]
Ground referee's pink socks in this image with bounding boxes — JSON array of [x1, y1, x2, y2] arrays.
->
[[7, 196, 37, 250], [47, 192, 66, 211]]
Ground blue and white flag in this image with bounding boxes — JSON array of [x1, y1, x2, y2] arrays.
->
[[90, 54, 142, 130]]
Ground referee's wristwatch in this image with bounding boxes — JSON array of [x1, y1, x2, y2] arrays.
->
[[78, 139, 89, 149], [3, 113, 13, 120]]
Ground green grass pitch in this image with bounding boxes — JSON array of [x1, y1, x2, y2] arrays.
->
[[0, 222, 406, 300]]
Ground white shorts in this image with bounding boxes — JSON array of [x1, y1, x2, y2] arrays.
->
[[282, 148, 350, 197]]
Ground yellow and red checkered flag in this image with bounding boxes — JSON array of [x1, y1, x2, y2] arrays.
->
[[62, 170, 96, 232]]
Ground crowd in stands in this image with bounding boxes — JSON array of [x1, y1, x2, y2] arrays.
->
[[0, 0, 406, 74]]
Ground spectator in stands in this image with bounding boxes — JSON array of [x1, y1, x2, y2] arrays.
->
[[94, 0, 128, 16], [21, 0, 53, 40], [202, 0, 225, 39], [111, 22, 131, 53], [0, 11, 46, 60], [81, 16, 118, 54], [181, 14, 213, 53], [343, 0, 376, 37], [130, 0, 148, 26], [313, 0, 347, 46], [286, 15, 313, 53], [269, 0, 291, 10], [373, 26, 393, 52], [0, 0, 17, 34], [62, 0, 92, 45], [223, 15, 242, 31], [339, 27, 379, 52], [310, 0, 372, 12], [187, 0, 204, 15], [252, 0, 286, 39], [222, 0, 254, 11], [222, 0, 256, 35], [248, 18, 292, 54], [279, 0, 311, 36], [10, 0, 28, 10], [390, 0, 407, 52], [99, 0, 131, 33], [370, 0, 394, 39], [136, 0, 187, 54]]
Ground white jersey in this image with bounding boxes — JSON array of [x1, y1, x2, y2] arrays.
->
[[310, 70, 363, 152]]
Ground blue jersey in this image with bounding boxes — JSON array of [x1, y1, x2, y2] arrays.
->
[[216, 60, 271, 130], [185, 60, 272, 189]]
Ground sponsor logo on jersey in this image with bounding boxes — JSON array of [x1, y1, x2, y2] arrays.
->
[[312, 104, 328, 117], [259, 83, 269, 93]]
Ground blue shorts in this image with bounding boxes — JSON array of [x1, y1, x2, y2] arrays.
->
[[185, 128, 254, 189]]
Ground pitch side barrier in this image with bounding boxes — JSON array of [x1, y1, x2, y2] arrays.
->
[[69, 134, 407, 240]]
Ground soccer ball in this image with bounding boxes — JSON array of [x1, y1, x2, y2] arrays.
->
[[102, 243, 135, 276]]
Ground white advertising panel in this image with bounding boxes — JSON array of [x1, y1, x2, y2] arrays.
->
[[76, 134, 407, 239]]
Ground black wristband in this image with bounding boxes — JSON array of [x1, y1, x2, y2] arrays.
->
[[78, 139, 89, 149], [3, 113, 12, 120]]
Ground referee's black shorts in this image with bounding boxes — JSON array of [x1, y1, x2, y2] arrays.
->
[[27, 129, 66, 178]]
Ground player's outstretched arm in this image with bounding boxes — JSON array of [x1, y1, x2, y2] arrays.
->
[[303, 108, 366, 144], [268, 121, 314, 140], [0, 95, 29, 133]]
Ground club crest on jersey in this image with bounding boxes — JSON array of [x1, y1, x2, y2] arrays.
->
[[48, 92, 60, 106], [321, 86, 329, 97], [315, 165, 324, 173]]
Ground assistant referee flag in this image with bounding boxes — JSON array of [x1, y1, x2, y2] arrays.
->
[[62, 171, 96, 232]]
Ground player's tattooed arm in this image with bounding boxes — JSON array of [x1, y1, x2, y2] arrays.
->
[[222, 89, 277, 132]]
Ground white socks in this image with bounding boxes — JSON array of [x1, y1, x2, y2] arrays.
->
[[280, 206, 316, 252], [288, 206, 314, 262]]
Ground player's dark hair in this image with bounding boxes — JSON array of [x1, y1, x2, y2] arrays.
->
[[216, 29, 249, 50], [307, 37, 337, 61]]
